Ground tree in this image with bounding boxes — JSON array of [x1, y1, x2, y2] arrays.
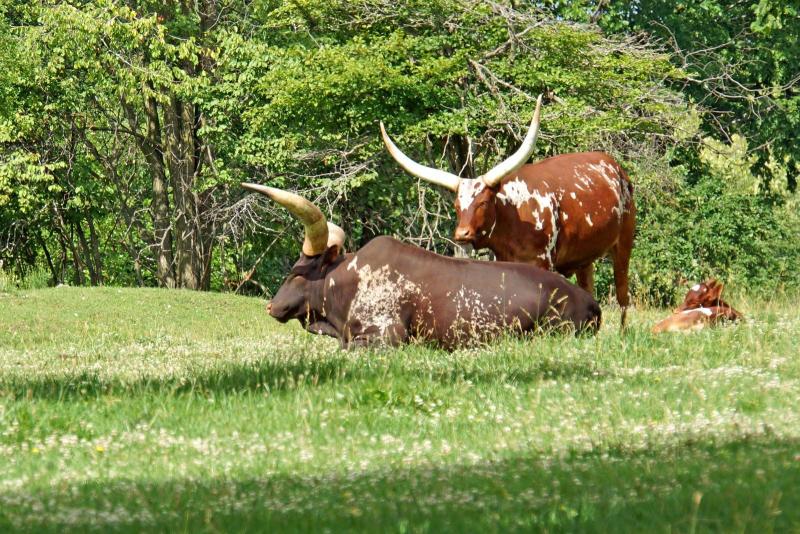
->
[[1, 0, 689, 293]]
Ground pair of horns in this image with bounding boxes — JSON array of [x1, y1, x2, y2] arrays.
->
[[241, 183, 345, 257], [380, 94, 543, 191], [243, 97, 542, 250]]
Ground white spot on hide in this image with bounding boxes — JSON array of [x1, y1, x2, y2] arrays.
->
[[348, 264, 422, 335], [530, 190, 553, 216], [347, 256, 358, 271], [497, 178, 533, 208], [449, 285, 505, 340], [457, 179, 486, 211], [682, 307, 712, 316]]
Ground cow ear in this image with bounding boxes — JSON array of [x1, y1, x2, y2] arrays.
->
[[321, 244, 343, 266], [707, 281, 723, 303]]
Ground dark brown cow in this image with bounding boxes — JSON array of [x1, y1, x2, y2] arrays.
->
[[652, 279, 742, 333], [242, 183, 601, 350], [381, 96, 636, 325]]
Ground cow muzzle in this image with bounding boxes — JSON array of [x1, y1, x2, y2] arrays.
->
[[453, 227, 476, 242]]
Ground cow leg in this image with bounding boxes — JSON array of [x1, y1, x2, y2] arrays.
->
[[341, 324, 408, 350], [305, 320, 340, 339], [576, 264, 594, 296], [613, 214, 635, 329]]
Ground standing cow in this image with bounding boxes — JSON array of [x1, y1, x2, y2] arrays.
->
[[242, 183, 601, 350], [380, 96, 635, 325]]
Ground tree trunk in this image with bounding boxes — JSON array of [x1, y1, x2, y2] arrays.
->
[[86, 212, 104, 284], [164, 95, 208, 289], [36, 230, 58, 285], [124, 92, 177, 288], [52, 203, 85, 285], [75, 220, 100, 285]]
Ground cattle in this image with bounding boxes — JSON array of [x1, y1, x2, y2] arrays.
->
[[380, 95, 635, 326], [652, 279, 742, 333], [242, 183, 601, 350]]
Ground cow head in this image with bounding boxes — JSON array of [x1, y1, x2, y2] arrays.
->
[[676, 279, 725, 312], [381, 95, 542, 248], [241, 183, 345, 325]]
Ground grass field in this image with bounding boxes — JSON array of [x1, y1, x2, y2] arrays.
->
[[0, 286, 799, 532]]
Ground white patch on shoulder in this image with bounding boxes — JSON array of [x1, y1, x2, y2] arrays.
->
[[570, 192, 577, 199], [497, 178, 533, 208], [347, 256, 358, 271], [563, 212, 568, 221], [457, 179, 486, 211], [329, 278, 336, 287], [531, 209, 543, 230], [691, 284, 701, 291], [530, 190, 552, 215], [585, 214, 593, 226], [546, 213, 558, 265], [347, 264, 422, 335]]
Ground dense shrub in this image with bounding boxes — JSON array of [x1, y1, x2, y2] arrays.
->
[[592, 141, 799, 305]]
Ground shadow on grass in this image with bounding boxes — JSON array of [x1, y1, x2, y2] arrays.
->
[[1, 435, 797, 533], [0, 349, 605, 401]]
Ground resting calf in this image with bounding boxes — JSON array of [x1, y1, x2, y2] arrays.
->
[[652, 279, 742, 333]]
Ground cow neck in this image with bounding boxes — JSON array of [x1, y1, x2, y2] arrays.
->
[[312, 254, 348, 329], [482, 201, 516, 261]]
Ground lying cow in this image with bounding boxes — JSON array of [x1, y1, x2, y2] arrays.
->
[[242, 183, 601, 349], [652, 279, 742, 333]]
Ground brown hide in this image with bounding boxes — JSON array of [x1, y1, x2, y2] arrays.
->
[[453, 151, 635, 315], [675, 279, 741, 317], [269, 236, 602, 350], [652, 279, 742, 333], [651, 306, 740, 333]]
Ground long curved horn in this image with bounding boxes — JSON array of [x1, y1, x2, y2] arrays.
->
[[241, 183, 329, 256], [481, 94, 543, 188], [380, 122, 461, 192]]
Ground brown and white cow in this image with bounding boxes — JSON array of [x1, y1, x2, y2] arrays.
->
[[380, 96, 636, 325], [242, 183, 601, 350], [652, 279, 742, 333]]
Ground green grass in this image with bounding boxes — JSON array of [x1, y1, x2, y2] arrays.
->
[[0, 286, 799, 532]]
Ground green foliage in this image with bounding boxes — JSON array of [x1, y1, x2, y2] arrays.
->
[[597, 0, 800, 191], [0, 0, 797, 299], [0, 265, 50, 292], [621, 134, 800, 305]]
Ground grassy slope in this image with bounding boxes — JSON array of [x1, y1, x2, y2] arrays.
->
[[0, 287, 798, 532]]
